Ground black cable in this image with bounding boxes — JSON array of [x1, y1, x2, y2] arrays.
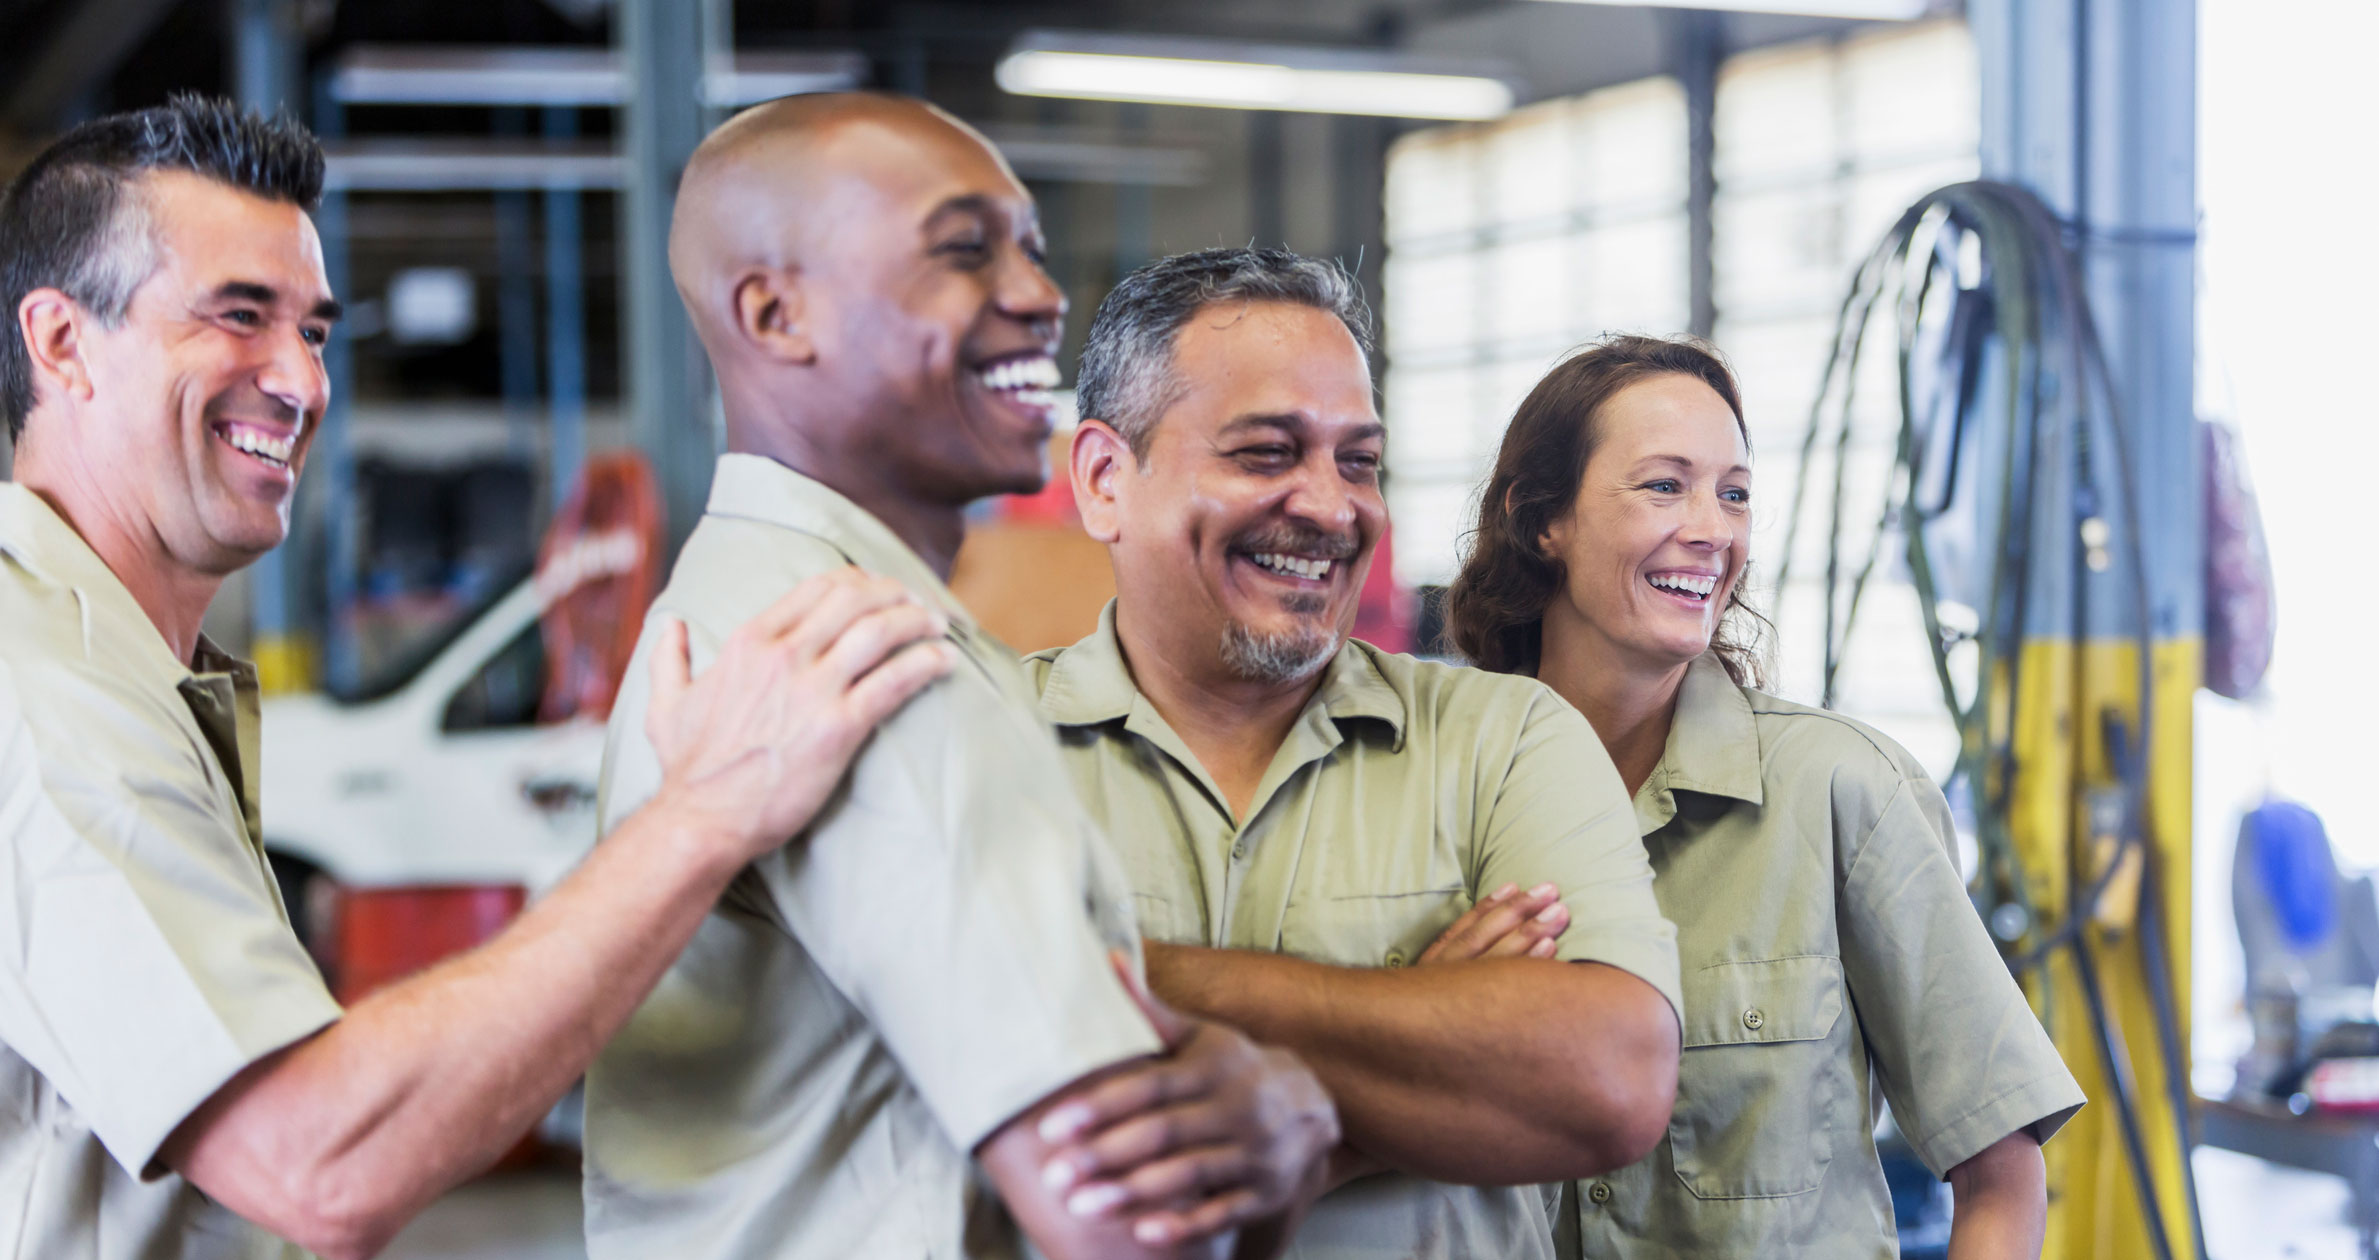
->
[[1782, 178, 2207, 1259]]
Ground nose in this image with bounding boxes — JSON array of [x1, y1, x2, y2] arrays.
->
[[1679, 487, 1735, 553], [997, 249, 1067, 332], [1282, 454, 1360, 537], [255, 323, 329, 424]]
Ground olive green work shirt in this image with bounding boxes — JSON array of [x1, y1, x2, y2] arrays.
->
[[584, 455, 1164, 1260], [1023, 604, 1683, 1260], [1560, 655, 2084, 1259], [0, 484, 339, 1260]]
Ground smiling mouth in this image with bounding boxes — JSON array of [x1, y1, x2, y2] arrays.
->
[[213, 421, 295, 471], [1647, 572, 1719, 602], [1242, 551, 1337, 583], [973, 353, 1060, 412]]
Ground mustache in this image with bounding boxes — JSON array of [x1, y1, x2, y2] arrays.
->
[[1228, 522, 1361, 562]]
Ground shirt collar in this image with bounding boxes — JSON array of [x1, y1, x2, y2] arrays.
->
[[702, 453, 976, 631], [0, 482, 210, 682], [1040, 600, 1408, 749], [1647, 653, 1764, 812]]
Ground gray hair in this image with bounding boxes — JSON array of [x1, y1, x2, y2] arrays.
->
[[1075, 246, 1374, 458]]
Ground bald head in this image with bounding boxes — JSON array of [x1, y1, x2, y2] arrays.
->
[[668, 93, 1014, 354], [664, 91, 1070, 550]]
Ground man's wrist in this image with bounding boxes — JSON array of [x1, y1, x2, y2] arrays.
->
[[633, 784, 757, 884]]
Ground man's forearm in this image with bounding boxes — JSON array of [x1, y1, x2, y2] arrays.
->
[[1945, 1133, 2048, 1260], [1144, 943, 1676, 1184], [166, 791, 746, 1260]]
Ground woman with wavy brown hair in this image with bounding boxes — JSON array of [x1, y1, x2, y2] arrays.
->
[[1443, 335, 2081, 1259]]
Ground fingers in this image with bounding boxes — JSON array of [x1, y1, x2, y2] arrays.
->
[[817, 601, 947, 688], [1126, 1188, 1268, 1247], [744, 567, 865, 640], [1045, 1098, 1231, 1193], [1060, 1142, 1253, 1223], [842, 639, 955, 727], [1420, 883, 1566, 963], [1417, 882, 1520, 963], [774, 572, 917, 663], [1037, 1052, 1202, 1147], [1481, 895, 1570, 960]]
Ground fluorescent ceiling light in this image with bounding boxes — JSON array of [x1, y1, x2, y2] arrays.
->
[[997, 31, 1518, 121], [1527, 0, 1929, 17]]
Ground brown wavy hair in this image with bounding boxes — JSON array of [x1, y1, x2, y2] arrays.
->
[[1441, 334, 1770, 686]]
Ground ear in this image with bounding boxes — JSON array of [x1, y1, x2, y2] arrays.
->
[[19, 288, 93, 407], [1070, 418, 1135, 545], [729, 266, 815, 365]]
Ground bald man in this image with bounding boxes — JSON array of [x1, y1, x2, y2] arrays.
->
[[583, 94, 1338, 1260]]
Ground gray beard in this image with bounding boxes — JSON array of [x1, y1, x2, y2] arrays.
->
[[1219, 620, 1339, 684]]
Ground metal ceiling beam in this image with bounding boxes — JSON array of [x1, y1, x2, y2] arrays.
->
[[322, 131, 1210, 192], [2, 0, 182, 130], [328, 44, 867, 108]]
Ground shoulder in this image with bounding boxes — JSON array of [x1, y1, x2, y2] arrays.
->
[[0, 550, 91, 667], [0, 560, 174, 739], [1351, 641, 1579, 735], [650, 515, 863, 640], [1737, 688, 1944, 843], [1742, 688, 1930, 783]]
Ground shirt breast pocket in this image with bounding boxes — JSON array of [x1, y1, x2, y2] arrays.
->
[[1279, 884, 1465, 969], [1668, 954, 1847, 1201]]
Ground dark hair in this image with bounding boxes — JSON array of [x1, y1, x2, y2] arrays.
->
[[0, 93, 324, 440], [1442, 333, 1771, 686], [1077, 246, 1373, 458]]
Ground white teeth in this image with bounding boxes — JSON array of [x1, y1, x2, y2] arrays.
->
[[1649, 573, 1718, 598], [1251, 552, 1332, 581], [222, 427, 293, 466], [977, 356, 1061, 392]]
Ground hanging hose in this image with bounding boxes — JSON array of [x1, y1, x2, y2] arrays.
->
[[1775, 179, 2205, 1259]]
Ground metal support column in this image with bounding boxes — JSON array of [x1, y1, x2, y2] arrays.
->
[[1972, 1, 2201, 1256], [494, 109, 541, 460], [617, 0, 718, 549], [314, 84, 360, 696], [1248, 111, 1285, 249], [235, 0, 313, 689], [544, 106, 589, 512], [1666, 9, 1721, 340]]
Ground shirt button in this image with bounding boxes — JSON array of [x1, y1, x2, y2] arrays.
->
[[1385, 949, 1406, 968], [1230, 839, 1249, 860], [1742, 1008, 1765, 1031], [1588, 1182, 1612, 1204]]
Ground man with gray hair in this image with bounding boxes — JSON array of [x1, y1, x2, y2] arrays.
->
[[1021, 246, 1685, 1257]]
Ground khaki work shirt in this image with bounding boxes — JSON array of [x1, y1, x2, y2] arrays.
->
[[1024, 605, 1683, 1260], [1561, 655, 2084, 1259], [584, 455, 1163, 1260], [0, 484, 339, 1260]]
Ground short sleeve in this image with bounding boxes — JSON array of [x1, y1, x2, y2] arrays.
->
[[603, 600, 1163, 1153], [0, 659, 341, 1178], [1839, 771, 2084, 1177], [1476, 693, 1683, 1023]]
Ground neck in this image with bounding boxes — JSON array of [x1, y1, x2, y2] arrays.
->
[[725, 415, 966, 579], [15, 454, 219, 664], [1113, 600, 1326, 819], [1535, 621, 1690, 798]]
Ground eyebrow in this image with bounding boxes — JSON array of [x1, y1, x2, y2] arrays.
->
[[1218, 413, 1387, 444], [1638, 453, 1751, 477], [922, 193, 1001, 230], [210, 280, 344, 324]]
